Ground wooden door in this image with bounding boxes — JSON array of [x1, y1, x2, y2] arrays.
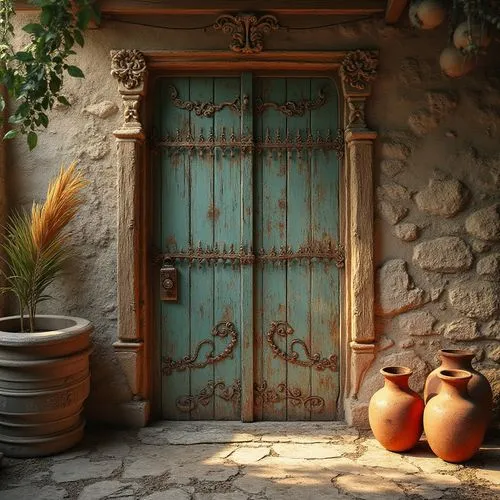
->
[[154, 75, 342, 421]]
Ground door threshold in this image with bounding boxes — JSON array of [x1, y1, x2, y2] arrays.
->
[[140, 421, 358, 445]]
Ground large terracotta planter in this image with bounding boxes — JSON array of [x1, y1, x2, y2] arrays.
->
[[0, 315, 92, 457], [424, 369, 487, 463], [368, 366, 424, 452], [424, 349, 493, 420]]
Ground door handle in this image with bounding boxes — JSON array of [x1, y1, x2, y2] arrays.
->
[[160, 259, 178, 302]]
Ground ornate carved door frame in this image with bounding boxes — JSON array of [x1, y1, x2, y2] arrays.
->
[[110, 49, 378, 427]]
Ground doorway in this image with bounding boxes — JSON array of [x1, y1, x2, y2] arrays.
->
[[153, 74, 343, 421]]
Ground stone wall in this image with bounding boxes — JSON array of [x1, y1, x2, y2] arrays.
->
[[5, 12, 500, 425]]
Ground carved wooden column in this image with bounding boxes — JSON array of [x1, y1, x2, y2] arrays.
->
[[340, 50, 378, 425], [111, 49, 149, 426]]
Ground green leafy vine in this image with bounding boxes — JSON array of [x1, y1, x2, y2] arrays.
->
[[0, 0, 99, 150]]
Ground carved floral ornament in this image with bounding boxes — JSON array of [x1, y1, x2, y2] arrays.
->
[[213, 13, 280, 54], [110, 49, 147, 90], [340, 50, 379, 93]]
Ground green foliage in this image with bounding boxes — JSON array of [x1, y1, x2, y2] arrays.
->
[[458, 0, 500, 29], [0, 1, 100, 150]]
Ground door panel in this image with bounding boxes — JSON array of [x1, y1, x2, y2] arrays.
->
[[157, 77, 243, 420], [254, 77, 288, 420], [253, 77, 340, 421], [154, 74, 341, 421]]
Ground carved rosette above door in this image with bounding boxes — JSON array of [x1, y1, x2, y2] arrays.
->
[[213, 13, 280, 54], [111, 46, 378, 428]]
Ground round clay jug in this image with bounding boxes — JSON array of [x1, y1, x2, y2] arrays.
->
[[368, 366, 424, 452], [424, 349, 493, 420], [424, 369, 487, 463]]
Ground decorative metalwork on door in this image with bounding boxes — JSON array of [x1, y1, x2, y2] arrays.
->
[[157, 241, 345, 268], [169, 85, 244, 117], [255, 87, 327, 116], [155, 76, 341, 420], [153, 127, 344, 159]]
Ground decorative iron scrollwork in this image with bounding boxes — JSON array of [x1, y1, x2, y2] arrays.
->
[[176, 380, 241, 413], [169, 85, 242, 118], [255, 88, 327, 117], [158, 241, 345, 269], [213, 13, 280, 54], [162, 322, 238, 375], [257, 241, 344, 267], [254, 381, 325, 413], [154, 127, 345, 160], [267, 321, 337, 371]]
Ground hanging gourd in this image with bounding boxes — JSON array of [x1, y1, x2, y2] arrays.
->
[[439, 46, 477, 77], [409, 0, 447, 29], [453, 21, 492, 54]]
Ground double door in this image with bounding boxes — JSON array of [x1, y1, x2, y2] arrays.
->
[[154, 74, 342, 420]]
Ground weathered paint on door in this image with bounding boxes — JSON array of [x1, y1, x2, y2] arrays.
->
[[154, 75, 341, 421]]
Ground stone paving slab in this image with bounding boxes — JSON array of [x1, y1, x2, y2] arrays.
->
[[0, 422, 499, 500]]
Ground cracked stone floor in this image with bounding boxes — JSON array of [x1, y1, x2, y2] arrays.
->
[[0, 422, 499, 500]]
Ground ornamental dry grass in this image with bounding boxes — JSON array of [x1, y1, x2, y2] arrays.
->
[[1, 162, 86, 332]]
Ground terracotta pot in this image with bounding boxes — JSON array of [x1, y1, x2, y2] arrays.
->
[[424, 349, 493, 420], [453, 22, 492, 53], [409, 0, 446, 30], [424, 369, 487, 463], [369, 366, 424, 452], [0, 315, 93, 457], [439, 47, 476, 78]]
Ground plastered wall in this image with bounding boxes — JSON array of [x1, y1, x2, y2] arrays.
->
[[6, 13, 500, 425]]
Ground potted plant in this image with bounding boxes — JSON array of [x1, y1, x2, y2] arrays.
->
[[0, 162, 93, 458]]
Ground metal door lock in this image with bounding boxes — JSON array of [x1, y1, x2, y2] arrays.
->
[[160, 259, 178, 302]]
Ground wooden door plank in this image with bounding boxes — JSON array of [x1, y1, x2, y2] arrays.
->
[[153, 82, 163, 417], [257, 77, 288, 421], [285, 78, 312, 421], [253, 77, 264, 422], [240, 72, 254, 422], [213, 77, 243, 420], [310, 77, 341, 420], [160, 77, 191, 419], [189, 77, 217, 420]]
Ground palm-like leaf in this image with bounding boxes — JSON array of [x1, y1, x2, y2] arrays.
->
[[0, 162, 86, 332]]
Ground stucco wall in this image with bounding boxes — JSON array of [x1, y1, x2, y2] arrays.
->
[[6, 13, 500, 425]]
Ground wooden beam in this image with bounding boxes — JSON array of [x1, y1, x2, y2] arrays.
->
[[385, 0, 409, 24], [16, 1, 386, 16]]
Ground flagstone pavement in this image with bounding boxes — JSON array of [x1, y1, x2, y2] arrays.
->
[[0, 422, 499, 500]]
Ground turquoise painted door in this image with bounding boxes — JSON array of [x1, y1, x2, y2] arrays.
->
[[154, 75, 342, 421]]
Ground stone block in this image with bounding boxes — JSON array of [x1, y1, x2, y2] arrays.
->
[[413, 237, 472, 273], [466, 204, 500, 241]]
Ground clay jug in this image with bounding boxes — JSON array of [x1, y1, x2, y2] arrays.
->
[[424, 349, 493, 419], [368, 366, 424, 452], [424, 369, 487, 463]]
